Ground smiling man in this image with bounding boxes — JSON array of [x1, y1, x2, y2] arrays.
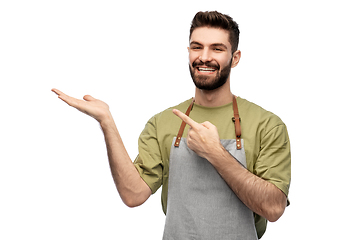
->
[[52, 11, 291, 239], [189, 27, 236, 92]]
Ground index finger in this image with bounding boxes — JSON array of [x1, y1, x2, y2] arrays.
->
[[172, 109, 199, 129]]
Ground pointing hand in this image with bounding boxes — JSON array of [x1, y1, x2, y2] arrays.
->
[[172, 109, 222, 160]]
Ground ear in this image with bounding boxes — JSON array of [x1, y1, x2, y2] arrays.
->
[[231, 50, 241, 68], [187, 46, 190, 52]]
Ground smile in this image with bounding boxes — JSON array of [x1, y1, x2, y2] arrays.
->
[[197, 67, 217, 73]]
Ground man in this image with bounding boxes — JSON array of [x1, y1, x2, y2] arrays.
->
[[52, 11, 291, 239]]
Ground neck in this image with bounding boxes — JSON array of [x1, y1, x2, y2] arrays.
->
[[194, 79, 233, 107]]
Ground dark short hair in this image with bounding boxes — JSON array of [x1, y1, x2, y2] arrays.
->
[[190, 11, 240, 53]]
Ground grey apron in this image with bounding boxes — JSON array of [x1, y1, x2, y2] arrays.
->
[[163, 96, 258, 240]]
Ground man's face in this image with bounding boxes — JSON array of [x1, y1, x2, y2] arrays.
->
[[188, 27, 235, 91]]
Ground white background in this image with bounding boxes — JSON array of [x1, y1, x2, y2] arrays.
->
[[1, 0, 359, 239]]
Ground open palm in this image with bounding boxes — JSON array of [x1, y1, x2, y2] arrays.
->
[[52, 88, 111, 122]]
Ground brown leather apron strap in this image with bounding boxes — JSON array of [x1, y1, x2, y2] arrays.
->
[[174, 96, 242, 149], [232, 95, 242, 149], [174, 98, 195, 147]]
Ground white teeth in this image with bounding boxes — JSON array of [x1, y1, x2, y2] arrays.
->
[[198, 67, 216, 72]]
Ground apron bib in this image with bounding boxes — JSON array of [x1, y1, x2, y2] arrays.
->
[[163, 96, 258, 240]]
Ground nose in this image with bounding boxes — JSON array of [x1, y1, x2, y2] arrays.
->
[[199, 48, 212, 62]]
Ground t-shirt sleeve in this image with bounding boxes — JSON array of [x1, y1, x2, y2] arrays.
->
[[254, 124, 291, 200], [133, 116, 163, 194]]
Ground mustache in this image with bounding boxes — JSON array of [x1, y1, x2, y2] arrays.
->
[[192, 60, 220, 70]]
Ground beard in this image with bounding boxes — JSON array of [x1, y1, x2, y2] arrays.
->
[[189, 59, 232, 91]]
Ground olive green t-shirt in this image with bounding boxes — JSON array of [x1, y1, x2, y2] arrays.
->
[[134, 97, 291, 238]]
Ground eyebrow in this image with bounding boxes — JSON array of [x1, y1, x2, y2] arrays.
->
[[212, 43, 228, 49], [190, 41, 228, 49]]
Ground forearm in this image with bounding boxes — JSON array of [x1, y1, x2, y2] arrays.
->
[[209, 146, 287, 222], [51, 89, 151, 206], [100, 116, 151, 207]]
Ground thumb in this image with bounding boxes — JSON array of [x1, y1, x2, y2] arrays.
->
[[83, 95, 95, 101], [201, 121, 214, 129]]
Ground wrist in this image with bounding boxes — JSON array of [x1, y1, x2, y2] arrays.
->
[[99, 112, 115, 128], [206, 143, 227, 164]]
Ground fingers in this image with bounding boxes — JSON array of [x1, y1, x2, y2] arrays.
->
[[51, 88, 81, 107], [172, 109, 199, 129], [51, 88, 64, 96], [52, 89, 95, 102], [51, 88, 71, 104], [51, 88, 70, 100]]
